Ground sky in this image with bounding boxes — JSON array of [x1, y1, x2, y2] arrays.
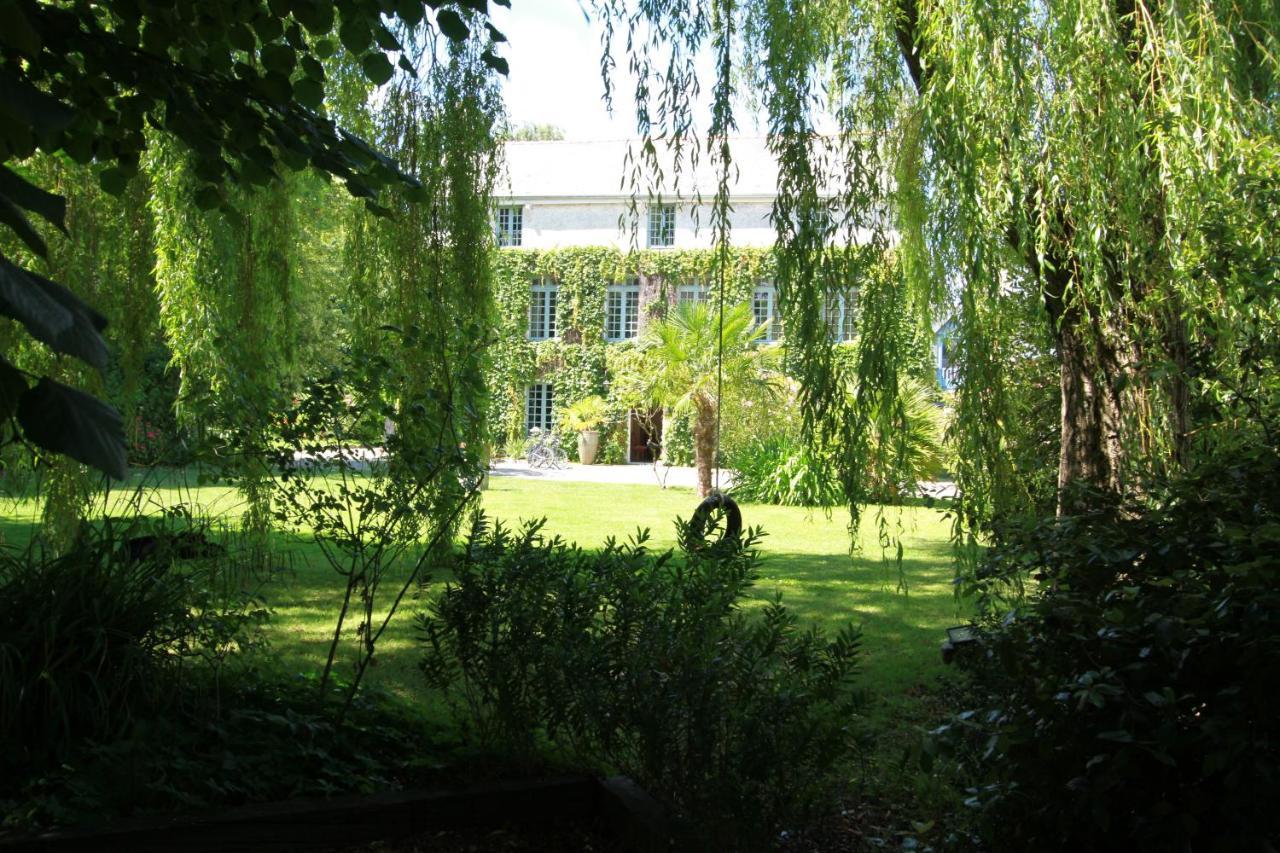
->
[[486, 1, 764, 141], [487, 1, 634, 140]]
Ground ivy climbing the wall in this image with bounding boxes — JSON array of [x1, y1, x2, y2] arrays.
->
[[488, 244, 918, 473], [488, 246, 778, 461]]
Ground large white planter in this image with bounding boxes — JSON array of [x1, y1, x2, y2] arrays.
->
[[577, 430, 600, 465]]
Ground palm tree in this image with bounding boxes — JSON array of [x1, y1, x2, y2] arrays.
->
[[644, 300, 771, 497], [854, 375, 948, 501]]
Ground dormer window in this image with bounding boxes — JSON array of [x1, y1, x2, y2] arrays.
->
[[496, 205, 523, 247], [647, 203, 675, 248]]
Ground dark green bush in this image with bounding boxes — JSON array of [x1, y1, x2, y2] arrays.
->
[[2, 673, 473, 831], [0, 516, 269, 778], [420, 514, 862, 849], [937, 445, 1280, 850]]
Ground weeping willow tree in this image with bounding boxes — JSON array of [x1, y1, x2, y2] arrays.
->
[[255, 33, 502, 706], [321, 25, 500, 467], [357, 30, 502, 540], [0, 156, 156, 552], [149, 143, 299, 545], [591, 0, 1280, 547]]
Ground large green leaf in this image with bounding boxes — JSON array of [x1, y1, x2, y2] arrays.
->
[[0, 165, 67, 232], [481, 50, 509, 76], [0, 355, 27, 420], [435, 9, 470, 41], [361, 53, 394, 86], [292, 2, 335, 34], [0, 72, 75, 135], [0, 253, 74, 339], [0, 192, 47, 257], [0, 256, 109, 369], [0, 0, 41, 56], [17, 376, 127, 479]]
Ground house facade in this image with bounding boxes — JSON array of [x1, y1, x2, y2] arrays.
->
[[487, 138, 863, 463]]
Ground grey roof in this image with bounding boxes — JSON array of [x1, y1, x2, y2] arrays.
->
[[496, 137, 782, 200]]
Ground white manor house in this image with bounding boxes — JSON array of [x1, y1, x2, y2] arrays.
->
[[489, 138, 956, 462]]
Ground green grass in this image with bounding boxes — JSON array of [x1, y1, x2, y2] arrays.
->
[[481, 478, 965, 699], [0, 471, 967, 725]]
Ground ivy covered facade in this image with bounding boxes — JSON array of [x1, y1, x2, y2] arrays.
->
[[487, 140, 868, 464], [490, 246, 797, 463]]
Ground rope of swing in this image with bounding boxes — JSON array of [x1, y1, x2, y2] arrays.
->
[[714, 216, 727, 494]]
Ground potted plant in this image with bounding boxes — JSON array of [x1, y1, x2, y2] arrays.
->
[[559, 395, 608, 465]]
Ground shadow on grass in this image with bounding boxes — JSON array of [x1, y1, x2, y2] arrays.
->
[[754, 544, 964, 695], [0, 502, 968, 715]]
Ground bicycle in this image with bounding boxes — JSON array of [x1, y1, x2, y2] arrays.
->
[[525, 428, 568, 469]]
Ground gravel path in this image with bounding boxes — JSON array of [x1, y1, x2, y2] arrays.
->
[[290, 452, 958, 498], [489, 459, 730, 490], [490, 460, 957, 498]]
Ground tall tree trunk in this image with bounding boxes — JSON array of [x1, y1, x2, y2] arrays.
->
[[1053, 308, 1120, 513], [692, 399, 717, 498], [1042, 262, 1129, 514], [894, 0, 1184, 516], [1161, 299, 1193, 469]]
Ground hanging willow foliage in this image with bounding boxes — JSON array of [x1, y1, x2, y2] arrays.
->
[[149, 137, 299, 544], [378, 33, 501, 533], [591, 0, 1280, 558], [0, 155, 156, 551], [325, 27, 502, 536]]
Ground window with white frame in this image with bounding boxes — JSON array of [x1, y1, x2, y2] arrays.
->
[[495, 205, 522, 247], [647, 203, 676, 248], [935, 319, 959, 391], [752, 283, 781, 342], [526, 383, 554, 433], [676, 280, 708, 306], [823, 290, 856, 342], [528, 278, 557, 340], [605, 279, 641, 341]]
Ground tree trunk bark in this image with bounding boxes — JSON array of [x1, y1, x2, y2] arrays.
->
[[1044, 264, 1130, 514], [1161, 300, 1193, 469], [692, 399, 717, 498], [1053, 311, 1115, 513]]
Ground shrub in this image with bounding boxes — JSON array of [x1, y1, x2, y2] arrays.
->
[[729, 377, 947, 507], [935, 445, 1280, 850], [270, 352, 482, 717], [0, 513, 270, 778], [729, 432, 844, 507], [557, 394, 608, 433], [420, 514, 862, 849], [3, 674, 469, 831], [858, 376, 948, 500], [112, 347, 193, 467]]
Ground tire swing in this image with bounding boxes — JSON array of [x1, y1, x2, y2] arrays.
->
[[687, 491, 743, 550], [683, 239, 744, 553]]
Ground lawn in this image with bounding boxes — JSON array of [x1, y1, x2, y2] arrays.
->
[[0, 471, 966, 725]]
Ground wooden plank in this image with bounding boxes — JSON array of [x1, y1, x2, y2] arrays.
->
[[596, 776, 670, 853], [2, 776, 598, 852]]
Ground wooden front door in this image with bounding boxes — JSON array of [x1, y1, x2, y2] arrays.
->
[[629, 408, 663, 462]]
